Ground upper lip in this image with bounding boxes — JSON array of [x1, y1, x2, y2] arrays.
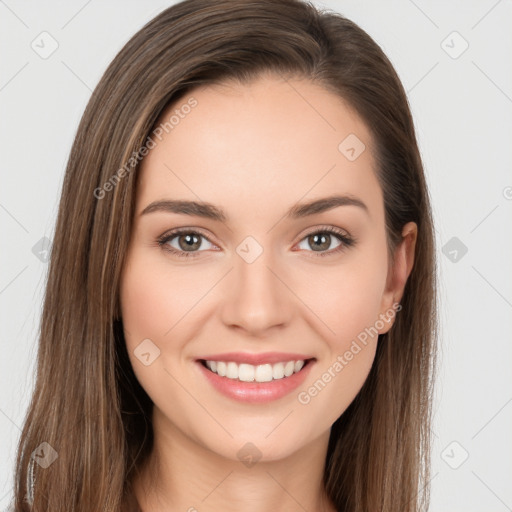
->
[[197, 352, 315, 366]]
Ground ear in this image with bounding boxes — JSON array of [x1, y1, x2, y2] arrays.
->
[[378, 221, 417, 334]]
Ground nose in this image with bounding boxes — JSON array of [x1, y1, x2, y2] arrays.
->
[[219, 241, 293, 336]]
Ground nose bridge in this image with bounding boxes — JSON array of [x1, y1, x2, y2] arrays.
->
[[220, 234, 290, 333]]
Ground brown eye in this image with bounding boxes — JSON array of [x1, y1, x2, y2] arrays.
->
[[306, 233, 336, 252], [296, 227, 355, 257], [158, 229, 215, 257], [176, 233, 202, 251]]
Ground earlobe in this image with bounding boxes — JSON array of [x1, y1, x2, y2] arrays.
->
[[378, 222, 417, 334]]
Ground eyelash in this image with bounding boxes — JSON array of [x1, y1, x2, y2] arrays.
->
[[156, 226, 355, 259]]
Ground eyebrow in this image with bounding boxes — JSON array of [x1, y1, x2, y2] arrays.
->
[[140, 194, 369, 221]]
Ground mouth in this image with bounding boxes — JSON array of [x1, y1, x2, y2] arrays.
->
[[198, 358, 315, 383], [195, 356, 316, 403]]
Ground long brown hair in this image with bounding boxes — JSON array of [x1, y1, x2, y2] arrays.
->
[[13, 1, 437, 510]]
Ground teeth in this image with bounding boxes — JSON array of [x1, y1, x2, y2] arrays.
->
[[226, 362, 238, 379], [204, 359, 307, 382], [294, 360, 305, 372], [217, 361, 226, 377]]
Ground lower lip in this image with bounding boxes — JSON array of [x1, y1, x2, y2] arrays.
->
[[196, 360, 315, 404]]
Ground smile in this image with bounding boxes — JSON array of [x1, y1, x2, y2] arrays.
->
[[196, 357, 316, 403], [201, 359, 307, 382]]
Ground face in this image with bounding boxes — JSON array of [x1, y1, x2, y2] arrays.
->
[[119, 74, 415, 463]]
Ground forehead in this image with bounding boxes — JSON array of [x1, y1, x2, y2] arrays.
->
[[136, 75, 383, 225]]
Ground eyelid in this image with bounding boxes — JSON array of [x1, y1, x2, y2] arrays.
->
[[296, 224, 351, 242]]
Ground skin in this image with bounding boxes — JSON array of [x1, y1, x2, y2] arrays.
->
[[119, 73, 417, 512]]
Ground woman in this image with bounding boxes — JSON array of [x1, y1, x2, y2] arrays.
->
[[13, 0, 437, 510]]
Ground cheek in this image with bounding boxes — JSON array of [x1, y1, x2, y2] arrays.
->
[[119, 250, 212, 346], [294, 272, 384, 426], [293, 254, 388, 351], [291, 252, 387, 420], [333, 267, 385, 343], [119, 251, 203, 408], [120, 258, 169, 343]]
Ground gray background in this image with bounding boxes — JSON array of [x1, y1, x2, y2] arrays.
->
[[1, 1, 511, 510]]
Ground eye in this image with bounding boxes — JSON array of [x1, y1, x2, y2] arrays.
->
[[157, 226, 355, 259], [295, 226, 355, 257], [157, 228, 216, 258]]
